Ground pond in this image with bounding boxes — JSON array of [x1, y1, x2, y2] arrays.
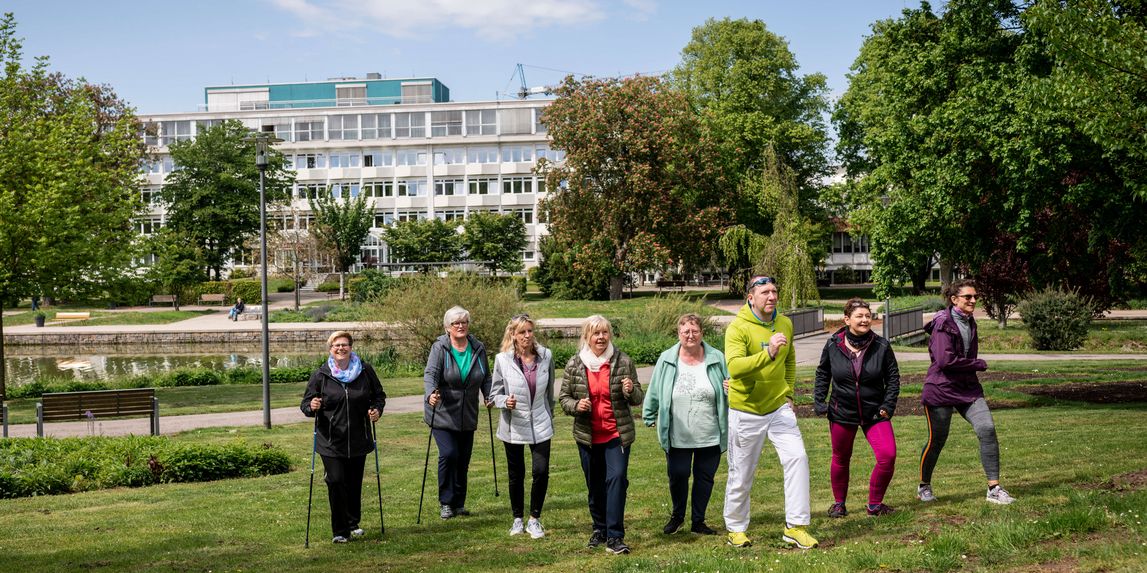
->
[[2, 341, 400, 387]]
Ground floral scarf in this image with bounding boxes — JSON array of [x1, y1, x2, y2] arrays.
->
[[328, 352, 363, 384]]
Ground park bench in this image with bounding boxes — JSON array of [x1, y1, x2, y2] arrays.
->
[[36, 388, 159, 437], [198, 293, 226, 305], [238, 306, 264, 321], [55, 311, 91, 321], [656, 279, 687, 292], [150, 294, 177, 307]]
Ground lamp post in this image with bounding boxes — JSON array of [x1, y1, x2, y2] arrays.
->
[[251, 130, 282, 429]]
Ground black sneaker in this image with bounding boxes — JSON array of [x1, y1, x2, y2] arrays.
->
[[663, 515, 685, 534], [690, 522, 717, 535], [453, 506, 471, 516], [587, 529, 606, 548], [605, 537, 631, 555]]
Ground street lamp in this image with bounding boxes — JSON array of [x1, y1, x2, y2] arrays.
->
[[250, 129, 282, 429]]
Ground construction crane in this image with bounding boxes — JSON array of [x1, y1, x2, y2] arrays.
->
[[516, 63, 551, 99]]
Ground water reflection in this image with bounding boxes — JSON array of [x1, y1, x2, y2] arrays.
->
[[3, 341, 394, 386]]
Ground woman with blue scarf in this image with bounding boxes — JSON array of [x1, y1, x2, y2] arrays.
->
[[301, 330, 386, 543]]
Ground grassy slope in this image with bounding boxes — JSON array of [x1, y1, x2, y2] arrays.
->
[[2, 398, 1144, 571]]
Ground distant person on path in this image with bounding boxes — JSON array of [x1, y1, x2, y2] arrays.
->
[[918, 279, 1016, 505], [722, 276, 818, 549], [300, 330, 386, 543], [425, 306, 492, 520], [813, 298, 900, 518], [642, 313, 729, 536], [491, 313, 555, 539], [228, 298, 245, 320], [559, 314, 644, 555]]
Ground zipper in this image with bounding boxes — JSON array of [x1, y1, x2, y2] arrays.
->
[[344, 384, 351, 458]]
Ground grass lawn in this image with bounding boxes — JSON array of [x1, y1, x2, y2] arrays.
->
[[2, 399, 1144, 571], [894, 320, 1147, 354], [522, 290, 737, 319], [52, 310, 214, 326]]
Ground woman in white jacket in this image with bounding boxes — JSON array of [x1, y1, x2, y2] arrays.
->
[[491, 313, 556, 539]]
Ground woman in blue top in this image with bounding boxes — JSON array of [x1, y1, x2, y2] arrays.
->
[[425, 306, 492, 519], [642, 313, 729, 536]]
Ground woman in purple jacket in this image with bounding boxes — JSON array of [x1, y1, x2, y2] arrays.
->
[[918, 279, 1015, 505]]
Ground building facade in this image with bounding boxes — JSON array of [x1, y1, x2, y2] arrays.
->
[[138, 75, 558, 275]]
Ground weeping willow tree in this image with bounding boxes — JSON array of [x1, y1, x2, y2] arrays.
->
[[719, 147, 821, 310]]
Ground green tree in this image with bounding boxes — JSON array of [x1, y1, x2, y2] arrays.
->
[[672, 17, 831, 231], [0, 13, 148, 398], [460, 211, 526, 276], [160, 120, 293, 281], [383, 218, 463, 272], [540, 75, 725, 300], [144, 229, 206, 311], [309, 189, 373, 299]]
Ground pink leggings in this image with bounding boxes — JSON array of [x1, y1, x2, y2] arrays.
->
[[829, 420, 897, 505]]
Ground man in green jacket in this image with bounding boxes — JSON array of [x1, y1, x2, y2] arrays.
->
[[722, 276, 818, 550]]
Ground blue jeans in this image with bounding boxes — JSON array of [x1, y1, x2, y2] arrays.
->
[[578, 437, 630, 539], [433, 428, 475, 509]]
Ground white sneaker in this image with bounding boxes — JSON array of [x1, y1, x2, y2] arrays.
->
[[509, 517, 525, 536], [986, 485, 1016, 505], [350, 528, 365, 538], [526, 517, 545, 539]]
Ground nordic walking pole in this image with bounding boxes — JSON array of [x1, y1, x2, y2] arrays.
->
[[487, 405, 499, 497], [417, 389, 439, 524], [305, 415, 318, 548], [371, 417, 384, 536]]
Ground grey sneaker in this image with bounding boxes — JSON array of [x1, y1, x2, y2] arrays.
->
[[917, 484, 936, 502], [526, 517, 545, 539], [509, 517, 525, 535], [332, 535, 348, 544], [350, 527, 365, 538], [986, 486, 1016, 505], [440, 504, 455, 519]]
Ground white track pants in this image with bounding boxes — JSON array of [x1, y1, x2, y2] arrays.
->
[[723, 404, 811, 532]]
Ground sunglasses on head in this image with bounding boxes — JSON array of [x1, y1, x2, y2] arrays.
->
[[511, 313, 531, 321], [846, 300, 871, 310], [747, 276, 776, 291]]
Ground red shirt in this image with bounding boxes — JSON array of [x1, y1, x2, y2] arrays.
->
[[588, 363, 619, 444]]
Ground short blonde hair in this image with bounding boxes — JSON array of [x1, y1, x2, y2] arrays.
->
[[677, 313, 703, 331], [500, 313, 536, 353], [443, 306, 470, 329], [580, 314, 612, 349], [327, 330, 354, 347]]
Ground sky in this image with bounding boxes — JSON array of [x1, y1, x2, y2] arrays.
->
[[6, 0, 925, 115]]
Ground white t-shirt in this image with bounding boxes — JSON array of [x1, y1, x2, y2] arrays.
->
[[669, 361, 720, 449]]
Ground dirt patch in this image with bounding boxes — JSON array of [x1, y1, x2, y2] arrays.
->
[[1092, 468, 1147, 492], [1014, 381, 1147, 404], [1006, 557, 1079, 573], [898, 371, 1090, 385]]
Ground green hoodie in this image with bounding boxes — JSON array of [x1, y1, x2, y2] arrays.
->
[[725, 303, 796, 416]]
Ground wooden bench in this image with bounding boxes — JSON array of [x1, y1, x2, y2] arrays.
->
[[656, 279, 687, 292], [198, 293, 226, 305], [150, 294, 177, 307], [55, 311, 91, 321], [36, 388, 159, 437], [238, 306, 264, 321]]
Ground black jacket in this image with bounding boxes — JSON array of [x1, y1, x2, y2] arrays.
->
[[301, 362, 386, 458], [813, 327, 900, 426], [423, 334, 492, 432]]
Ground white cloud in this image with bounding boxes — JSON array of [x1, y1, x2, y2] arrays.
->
[[271, 0, 605, 42], [622, 0, 657, 21]]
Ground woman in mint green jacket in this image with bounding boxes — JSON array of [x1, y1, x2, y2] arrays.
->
[[642, 313, 729, 536]]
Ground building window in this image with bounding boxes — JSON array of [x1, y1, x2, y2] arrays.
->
[[536, 146, 566, 163], [503, 146, 534, 163], [431, 111, 463, 137], [160, 120, 193, 146], [396, 149, 427, 166], [499, 108, 532, 135], [832, 232, 870, 254], [510, 208, 534, 224], [363, 180, 393, 198], [467, 147, 499, 163], [397, 179, 426, 197], [468, 178, 496, 195], [141, 187, 160, 205], [294, 119, 325, 142], [374, 211, 394, 227], [361, 113, 392, 139], [503, 176, 534, 194], [396, 210, 427, 222], [466, 109, 497, 136], [436, 209, 465, 222], [328, 152, 361, 168], [433, 148, 465, 165], [294, 153, 326, 169], [329, 115, 360, 140], [534, 109, 546, 134], [434, 179, 464, 196], [395, 112, 426, 138], [297, 183, 325, 200], [336, 85, 367, 106], [137, 218, 163, 235], [363, 149, 393, 167], [401, 82, 433, 104], [330, 181, 361, 199]]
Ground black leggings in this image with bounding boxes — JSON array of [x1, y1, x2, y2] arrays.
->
[[320, 454, 366, 537], [504, 440, 551, 519], [919, 398, 1001, 483]]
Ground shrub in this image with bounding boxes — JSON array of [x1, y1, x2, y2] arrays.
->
[[1016, 288, 1094, 351], [370, 274, 522, 360], [624, 293, 719, 338], [162, 368, 222, 387], [230, 279, 262, 305], [315, 281, 340, 293], [350, 269, 401, 303]]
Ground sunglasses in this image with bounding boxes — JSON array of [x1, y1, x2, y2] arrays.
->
[[511, 313, 531, 321], [956, 294, 978, 301], [846, 300, 871, 310], [747, 276, 776, 293]]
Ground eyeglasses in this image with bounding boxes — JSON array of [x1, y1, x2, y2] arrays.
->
[[330, 343, 351, 348], [956, 294, 978, 301], [749, 276, 776, 288], [451, 320, 470, 328]]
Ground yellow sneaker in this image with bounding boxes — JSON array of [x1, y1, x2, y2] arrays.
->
[[782, 525, 818, 549], [726, 531, 752, 547]]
